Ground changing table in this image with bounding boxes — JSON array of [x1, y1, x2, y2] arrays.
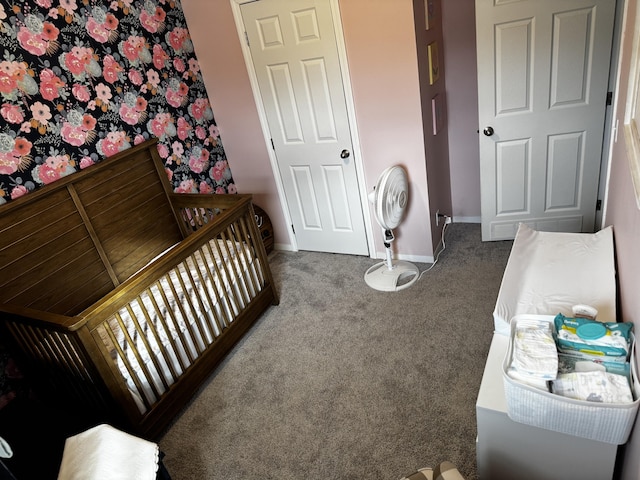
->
[[476, 224, 623, 480]]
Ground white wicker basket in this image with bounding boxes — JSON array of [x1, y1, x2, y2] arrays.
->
[[503, 315, 640, 445]]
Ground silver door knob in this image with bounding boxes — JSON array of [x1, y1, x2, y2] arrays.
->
[[483, 126, 494, 137], [340, 149, 350, 159]]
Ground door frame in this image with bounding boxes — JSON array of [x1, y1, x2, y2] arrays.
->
[[230, 0, 375, 256]]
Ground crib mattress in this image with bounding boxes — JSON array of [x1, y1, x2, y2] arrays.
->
[[493, 223, 617, 336], [99, 239, 259, 413]]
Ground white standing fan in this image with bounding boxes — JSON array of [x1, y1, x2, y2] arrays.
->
[[364, 166, 419, 292]]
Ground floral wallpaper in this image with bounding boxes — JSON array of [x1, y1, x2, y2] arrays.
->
[[0, 0, 236, 205]]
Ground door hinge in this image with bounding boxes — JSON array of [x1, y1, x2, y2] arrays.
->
[[291, 224, 295, 234], [596, 199, 602, 211], [270, 138, 275, 150], [244, 31, 250, 47], [606, 91, 613, 106]]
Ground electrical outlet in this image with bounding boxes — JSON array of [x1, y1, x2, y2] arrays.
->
[[445, 215, 452, 225], [435, 209, 440, 226]]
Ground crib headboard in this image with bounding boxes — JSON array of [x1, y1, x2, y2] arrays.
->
[[0, 138, 182, 316]]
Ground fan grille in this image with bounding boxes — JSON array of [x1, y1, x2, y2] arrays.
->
[[374, 166, 408, 230]]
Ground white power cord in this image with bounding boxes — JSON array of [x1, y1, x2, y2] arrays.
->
[[419, 216, 449, 278]]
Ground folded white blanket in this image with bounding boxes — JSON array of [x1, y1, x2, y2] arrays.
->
[[57, 424, 159, 480]]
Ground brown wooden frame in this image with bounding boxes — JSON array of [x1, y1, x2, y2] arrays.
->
[[0, 138, 279, 438]]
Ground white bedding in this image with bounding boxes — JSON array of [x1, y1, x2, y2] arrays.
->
[[493, 224, 617, 336], [98, 239, 261, 413]]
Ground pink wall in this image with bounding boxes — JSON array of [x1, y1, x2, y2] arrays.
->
[[442, 0, 481, 222], [180, 0, 288, 248], [605, 1, 640, 478], [339, 0, 433, 258], [414, 0, 453, 246], [182, 0, 435, 259]]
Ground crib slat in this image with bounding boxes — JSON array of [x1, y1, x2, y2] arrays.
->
[[164, 268, 204, 357], [103, 323, 153, 412], [194, 245, 228, 333], [203, 240, 235, 326], [153, 279, 196, 365], [142, 286, 187, 375]]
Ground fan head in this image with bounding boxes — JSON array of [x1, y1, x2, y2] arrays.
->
[[371, 166, 409, 230]]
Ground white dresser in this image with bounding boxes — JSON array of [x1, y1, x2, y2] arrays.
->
[[476, 334, 619, 480]]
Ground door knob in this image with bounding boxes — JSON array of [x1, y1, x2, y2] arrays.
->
[[340, 149, 350, 159], [483, 126, 494, 137]]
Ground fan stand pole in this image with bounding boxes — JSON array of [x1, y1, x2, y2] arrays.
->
[[364, 228, 420, 292]]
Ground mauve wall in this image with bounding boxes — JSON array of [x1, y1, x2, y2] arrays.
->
[[183, 0, 435, 259], [606, 1, 640, 478], [441, 0, 481, 222]]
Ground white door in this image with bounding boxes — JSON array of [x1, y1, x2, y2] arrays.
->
[[240, 0, 368, 255], [476, 0, 616, 241]]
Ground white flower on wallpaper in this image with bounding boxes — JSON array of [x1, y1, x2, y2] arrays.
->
[[0, 0, 236, 203]]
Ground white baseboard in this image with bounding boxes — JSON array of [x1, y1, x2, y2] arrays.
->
[[453, 216, 481, 224]]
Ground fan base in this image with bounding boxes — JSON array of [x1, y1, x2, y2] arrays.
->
[[364, 260, 419, 292]]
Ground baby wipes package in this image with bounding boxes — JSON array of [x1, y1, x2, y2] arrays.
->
[[554, 314, 633, 362]]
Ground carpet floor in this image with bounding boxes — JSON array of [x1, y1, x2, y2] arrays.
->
[[159, 223, 513, 480]]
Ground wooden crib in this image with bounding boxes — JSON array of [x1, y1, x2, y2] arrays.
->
[[0, 138, 279, 438]]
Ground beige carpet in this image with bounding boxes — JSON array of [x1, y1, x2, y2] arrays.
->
[[159, 223, 513, 480]]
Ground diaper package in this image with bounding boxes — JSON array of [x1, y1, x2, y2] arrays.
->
[[554, 314, 633, 362], [552, 371, 634, 404]]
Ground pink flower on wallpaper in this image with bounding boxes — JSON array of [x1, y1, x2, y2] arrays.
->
[[95, 83, 112, 103], [177, 117, 191, 140], [195, 125, 206, 140], [102, 55, 124, 83], [188, 148, 209, 174], [72, 84, 91, 102], [175, 178, 197, 193], [0, 152, 22, 175], [1, 104, 24, 124], [173, 58, 185, 72], [128, 69, 143, 86], [37, 164, 63, 184], [63, 49, 90, 76], [227, 183, 237, 194], [36, 0, 52, 8], [167, 27, 190, 53], [210, 160, 228, 182], [171, 141, 183, 157], [119, 103, 141, 125], [209, 124, 220, 138], [134, 134, 145, 145], [79, 156, 94, 169], [122, 35, 146, 62], [17, 16, 60, 56], [30, 101, 52, 125], [199, 181, 213, 194], [152, 44, 169, 70], [149, 112, 172, 138], [0, 71, 17, 94], [60, 0, 78, 15], [215, 186, 226, 194], [135, 97, 147, 112], [146, 68, 160, 88], [190, 98, 210, 121], [10, 184, 28, 199], [140, 7, 165, 34], [86, 13, 119, 43], [98, 131, 130, 157], [39, 68, 65, 101], [61, 122, 91, 146], [157, 143, 169, 159], [188, 58, 199, 75]]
